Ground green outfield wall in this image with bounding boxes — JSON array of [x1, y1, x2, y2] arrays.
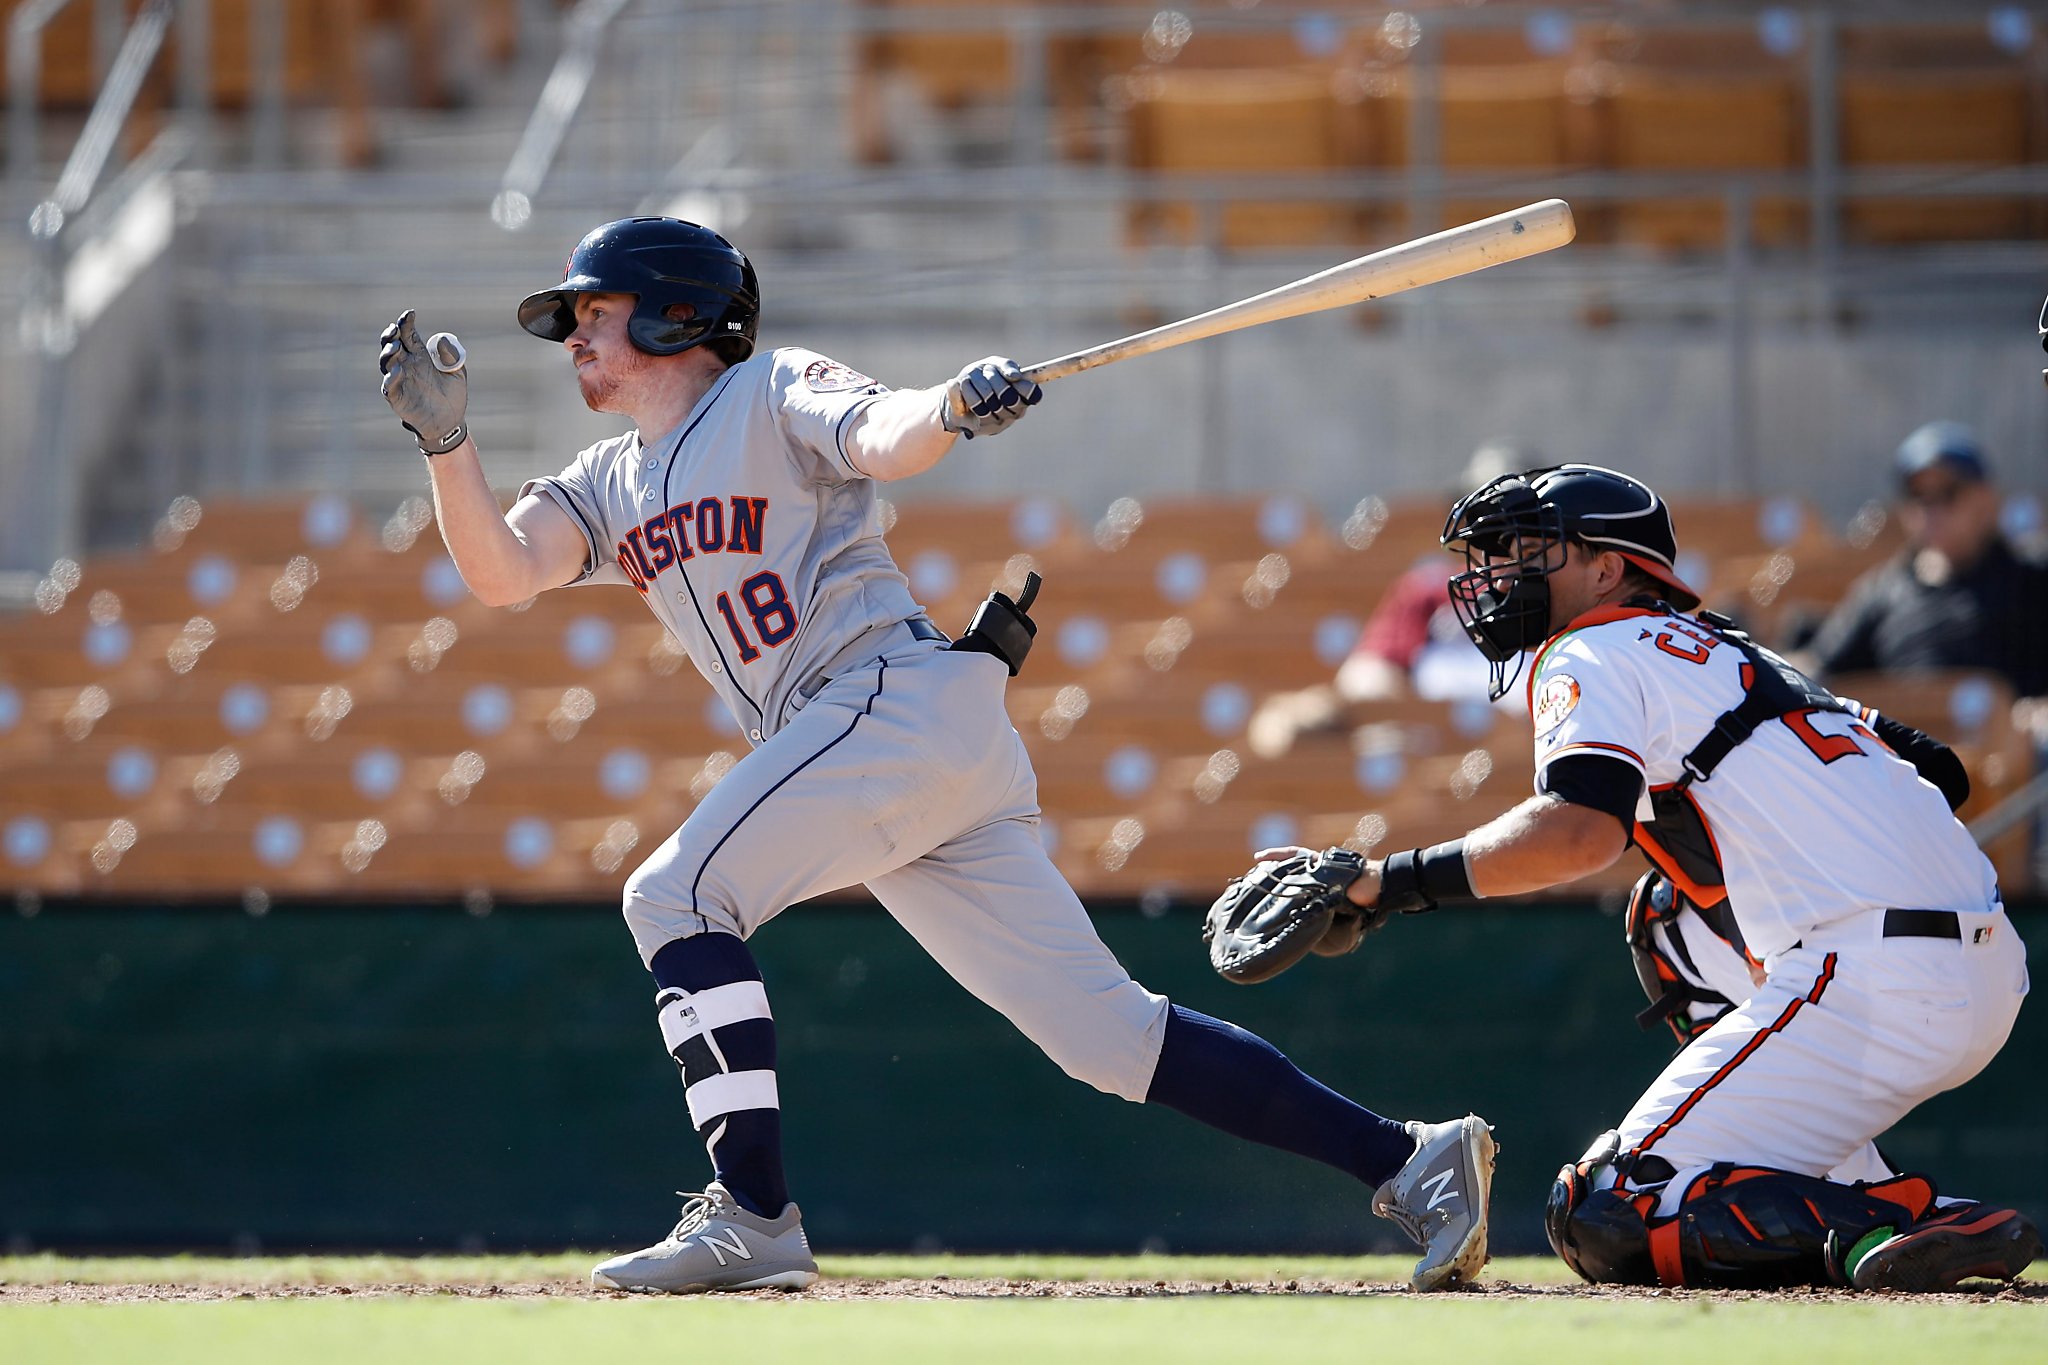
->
[[1, 900, 2040, 1257]]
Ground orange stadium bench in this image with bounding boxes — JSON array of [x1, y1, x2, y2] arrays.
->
[[0, 0, 101, 108], [1838, 68, 2035, 243], [1, 494, 2033, 901], [1355, 63, 1587, 235], [1599, 67, 1806, 250], [1120, 66, 1357, 250]]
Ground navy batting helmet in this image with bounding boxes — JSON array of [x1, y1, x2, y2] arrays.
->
[[517, 217, 760, 360], [1442, 464, 1700, 698]]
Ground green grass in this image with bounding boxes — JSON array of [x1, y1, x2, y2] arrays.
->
[[1, 1256, 2040, 1365]]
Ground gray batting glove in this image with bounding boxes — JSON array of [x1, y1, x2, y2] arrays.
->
[[940, 355, 1041, 441], [379, 309, 470, 456]]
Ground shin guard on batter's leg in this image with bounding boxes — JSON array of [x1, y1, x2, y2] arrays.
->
[[1545, 1130, 1938, 1288], [649, 932, 789, 1218]]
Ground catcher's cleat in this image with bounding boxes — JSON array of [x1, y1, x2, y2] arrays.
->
[[1373, 1114, 1497, 1291], [591, 1182, 819, 1294], [1838, 1204, 2040, 1293]]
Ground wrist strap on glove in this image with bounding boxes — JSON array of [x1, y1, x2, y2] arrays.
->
[[1377, 840, 1476, 915], [411, 422, 468, 458]]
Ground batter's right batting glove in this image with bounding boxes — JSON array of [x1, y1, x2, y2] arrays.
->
[[379, 309, 470, 456], [940, 355, 1041, 440]]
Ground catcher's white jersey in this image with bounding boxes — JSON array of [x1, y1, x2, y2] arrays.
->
[[1527, 604, 2000, 960], [521, 346, 923, 743], [1532, 604, 2025, 1183]]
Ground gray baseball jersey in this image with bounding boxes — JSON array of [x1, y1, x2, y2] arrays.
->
[[520, 344, 1172, 1103], [520, 346, 925, 743]]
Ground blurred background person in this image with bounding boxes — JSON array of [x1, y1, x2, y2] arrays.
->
[[1249, 442, 1527, 759], [1797, 421, 2048, 744]]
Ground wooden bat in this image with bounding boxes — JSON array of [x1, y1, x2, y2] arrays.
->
[[949, 199, 1575, 416]]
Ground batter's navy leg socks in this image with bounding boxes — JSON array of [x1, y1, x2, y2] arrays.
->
[[1145, 1004, 1416, 1188], [649, 932, 790, 1218]]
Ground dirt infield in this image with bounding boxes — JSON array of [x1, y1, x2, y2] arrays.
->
[[7, 1276, 2043, 1305]]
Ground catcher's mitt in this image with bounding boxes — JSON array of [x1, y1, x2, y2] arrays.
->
[[1203, 847, 1380, 984]]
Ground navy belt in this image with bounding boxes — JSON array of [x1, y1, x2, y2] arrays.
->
[[906, 617, 948, 644], [1882, 908, 1962, 940]]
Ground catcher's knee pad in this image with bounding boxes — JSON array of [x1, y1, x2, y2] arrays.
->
[[1546, 1131, 1658, 1284], [1547, 1132, 1939, 1289]]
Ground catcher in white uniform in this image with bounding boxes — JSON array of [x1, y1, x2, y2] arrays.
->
[[379, 216, 1497, 1294], [1213, 464, 2034, 1292]]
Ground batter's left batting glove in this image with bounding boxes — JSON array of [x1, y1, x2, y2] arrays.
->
[[379, 309, 470, 456], [940, 355, 1041, 440]]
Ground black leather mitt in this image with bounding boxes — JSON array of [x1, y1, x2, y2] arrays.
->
[[1203, 847, 1381, 984]]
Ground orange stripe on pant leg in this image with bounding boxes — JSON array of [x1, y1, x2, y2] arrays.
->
[[1636, 953, 1838, 1158]]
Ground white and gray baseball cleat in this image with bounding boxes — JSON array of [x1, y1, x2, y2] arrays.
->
[[1371, 1114, 1497, 1291], [591, 1182, 820, 1294]]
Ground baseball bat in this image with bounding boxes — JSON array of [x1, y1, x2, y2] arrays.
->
[[950, 199, 1575, 417]]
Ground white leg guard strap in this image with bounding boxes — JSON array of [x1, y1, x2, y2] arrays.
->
[[685, 1070, 780, 1127], [657, 981, 773, 1055]]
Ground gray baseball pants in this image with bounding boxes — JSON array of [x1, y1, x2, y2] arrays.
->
[[621, 628, 1170, 1102]]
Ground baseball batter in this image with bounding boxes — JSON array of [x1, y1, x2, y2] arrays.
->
[[378, 217, 1495, 1293], [1220, 465, 2035, 1292]]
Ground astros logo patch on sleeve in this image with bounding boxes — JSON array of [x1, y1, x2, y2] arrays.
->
[[803, 358, 876, 393], [1533, 673, 1581, 737]]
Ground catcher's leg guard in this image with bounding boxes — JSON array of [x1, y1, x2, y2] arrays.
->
[[1546, 1131, 1939, 1288]]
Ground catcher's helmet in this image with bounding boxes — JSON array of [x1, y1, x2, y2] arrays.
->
[[1441, 464, 1699, 698], [517, 217, 760, 360]]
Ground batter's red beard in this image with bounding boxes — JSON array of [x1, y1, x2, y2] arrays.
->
[[577, 346, 651, 412]]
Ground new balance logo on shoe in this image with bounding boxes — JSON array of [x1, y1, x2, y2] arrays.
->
[[1420, 1168, 1459, 1211], [701, 1229, 753, 1267]]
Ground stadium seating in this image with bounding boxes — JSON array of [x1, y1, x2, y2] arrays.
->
[[845, 6, 2045, 252], [1599, 68, 1806, 250], [5, 487, 2023, 903], [1838, 68, 2034, 243], [1121, 67, 1356, 250], [0, 0, 100, 108], [1358, 64, 1589, 235], [3, 0, 524, 166]]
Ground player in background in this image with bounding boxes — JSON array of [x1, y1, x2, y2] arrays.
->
[[1246, 465, 2035, 1292], [380, 217, 1494, 1294]]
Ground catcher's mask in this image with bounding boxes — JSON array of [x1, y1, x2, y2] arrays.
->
[[1442, 465, 1699, 700]]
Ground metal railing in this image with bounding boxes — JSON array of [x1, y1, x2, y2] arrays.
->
[[492, 0, 633, 231], [25, 0, 173, 248], [5, 0, 2047, 573]]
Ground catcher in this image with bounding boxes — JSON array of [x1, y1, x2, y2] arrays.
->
[[1209, 464, 2036, 1292]]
